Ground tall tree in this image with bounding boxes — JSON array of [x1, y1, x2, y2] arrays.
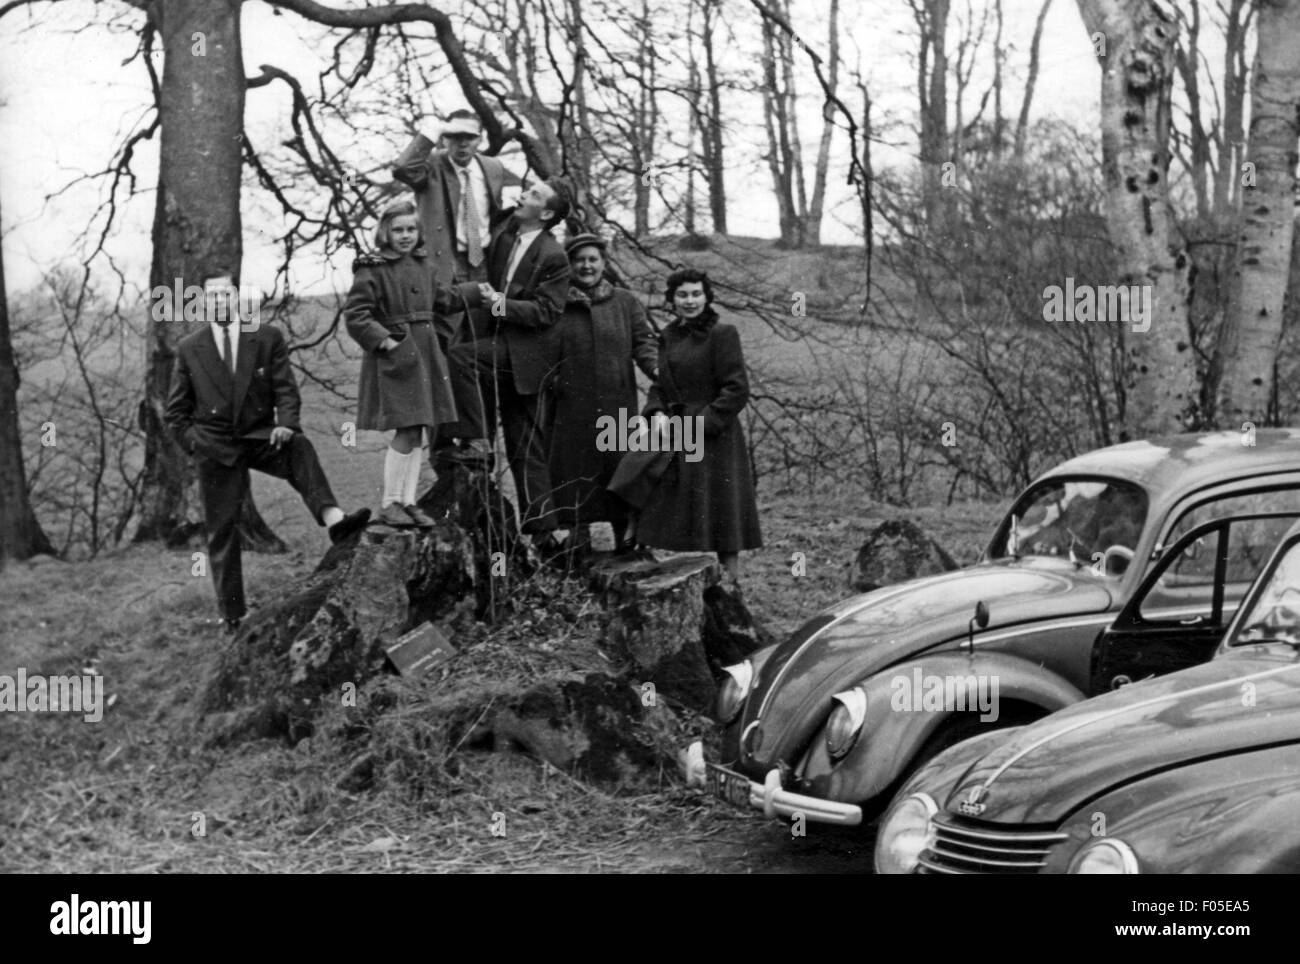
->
[[1075, 0, 1199, 436], [759, 0, 806, 247], [911, 0, 951, 232], [699, 0, 728, 234], [807, 0, 841, 245], [0, 189, 56, 564], [1014, 0, 1053, 161], [133, 0, 262, 546], [1214, 0, 1300, 427]]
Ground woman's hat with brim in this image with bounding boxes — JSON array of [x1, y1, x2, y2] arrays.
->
[[565, 232, 607, 257]]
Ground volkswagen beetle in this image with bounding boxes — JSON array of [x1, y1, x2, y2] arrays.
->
[[707, 430, 1300, 826], [875, 516, 1300, 874]]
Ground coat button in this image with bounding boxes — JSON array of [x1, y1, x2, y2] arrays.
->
[[411, 286, 420, 293]]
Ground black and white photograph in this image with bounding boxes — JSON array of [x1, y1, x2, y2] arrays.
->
[[0, 0, 1295, 912]]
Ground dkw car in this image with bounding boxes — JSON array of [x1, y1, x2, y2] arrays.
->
[[875, 514, 1300, 874], [707, 429, 1300, 826]]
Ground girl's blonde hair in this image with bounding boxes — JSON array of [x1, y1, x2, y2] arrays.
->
[[373, 197, 423, 254]]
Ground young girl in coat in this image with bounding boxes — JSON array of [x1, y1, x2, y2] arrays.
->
[[344, 197, 462, 527]]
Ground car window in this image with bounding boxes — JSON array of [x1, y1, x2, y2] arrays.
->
[[1231, 537, 1300, 647], [993, 477, 1148, 562], [1167, 489, 1300, 547], [1139, 515, 1299, 623]]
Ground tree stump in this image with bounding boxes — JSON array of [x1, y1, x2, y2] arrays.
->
[[195, 464, 775, 790]]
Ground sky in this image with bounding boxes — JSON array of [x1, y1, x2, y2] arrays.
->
[[0, 0, 1144, 300]]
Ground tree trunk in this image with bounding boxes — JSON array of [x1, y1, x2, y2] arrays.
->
[[135, 0, 282, 552], [0, 191, 55, 565], [760, 10, 800, 247], [1174, 1, 1211, 220], [1214, 0, 1300, 427], [1214, 0, 1252, 215], [807, 0, 840, 246], [701, 0, 728, 234], [1076, 0, 1199, 436], [916, 0, 950, 233], [1014, 0, 1053, 161]]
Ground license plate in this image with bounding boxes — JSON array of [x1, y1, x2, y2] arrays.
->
[[705, 763, 753, 808]]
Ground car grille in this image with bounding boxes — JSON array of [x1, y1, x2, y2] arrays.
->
[[917, 813, 1068, 874]]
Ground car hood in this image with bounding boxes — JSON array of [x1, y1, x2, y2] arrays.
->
[[945, 647, 1300, 825], [741, 562, 1114, 770]]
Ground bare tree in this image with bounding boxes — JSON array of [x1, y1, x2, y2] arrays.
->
[[0, 189, 55, 564], [911, 0, 951, 233], [1014, 0, 1054, 161], [807, 0, 841, 245], [1214, 0, 1300, 427], [699, 0, 728, 233], [758, 0, 807, 247]]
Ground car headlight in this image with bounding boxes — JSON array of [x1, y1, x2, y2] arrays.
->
[[715, 661, 754, 723], [1069, 839, 1140, 874], [825, 688, 867, 760], [874, 793, 938, 874]]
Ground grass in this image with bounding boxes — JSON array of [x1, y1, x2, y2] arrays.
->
[[0, 478, 1003, 873]]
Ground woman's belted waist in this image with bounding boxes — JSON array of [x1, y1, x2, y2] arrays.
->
[[386, 312, 436, 328]]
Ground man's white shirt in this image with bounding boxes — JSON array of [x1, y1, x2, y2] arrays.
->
[[505, 229, 543, 289]]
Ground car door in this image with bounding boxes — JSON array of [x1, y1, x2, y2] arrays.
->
[[1090, 512, 1300, 694]]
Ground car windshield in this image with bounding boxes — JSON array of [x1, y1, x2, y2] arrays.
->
[[991, 477, 1148, 566], [1229, 537, 1300, 647]]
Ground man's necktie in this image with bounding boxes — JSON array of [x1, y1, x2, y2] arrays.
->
[[222, 325, 235, 377], [461, 168, 484, 268]]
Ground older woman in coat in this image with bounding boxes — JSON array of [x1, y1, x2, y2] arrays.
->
[[547, 233, 657, 550], [633, 268, 761, 576]]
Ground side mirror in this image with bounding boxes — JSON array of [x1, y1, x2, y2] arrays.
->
[[967, 601, 990, 654]]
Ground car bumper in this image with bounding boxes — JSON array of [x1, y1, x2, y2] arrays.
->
[[710, 764, 863, 826]]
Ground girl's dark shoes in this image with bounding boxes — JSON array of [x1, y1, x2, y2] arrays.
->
[[378, 503, 416, 527], [403, 504, 437, 528]]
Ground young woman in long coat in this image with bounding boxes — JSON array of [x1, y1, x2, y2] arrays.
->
[[548, 233, 658, 548], [633, 268, 762, 575], [344, 197, 461, 527]]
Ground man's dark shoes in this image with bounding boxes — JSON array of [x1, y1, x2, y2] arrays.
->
[[328, 507, 372, 544], [223, 617, 243, 636]]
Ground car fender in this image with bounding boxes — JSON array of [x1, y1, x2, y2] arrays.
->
[[1045, 746, 1300, 873], [800, 651, 1085, 806]]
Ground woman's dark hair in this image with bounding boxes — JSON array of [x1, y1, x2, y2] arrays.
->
[[664, 267, 713, 306]]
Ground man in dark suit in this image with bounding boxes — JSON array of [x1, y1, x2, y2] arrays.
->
[[165, 279, 370, 632], [447, 178, 572, 544]]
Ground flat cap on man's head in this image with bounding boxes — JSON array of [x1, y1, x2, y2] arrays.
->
[[441, 113, 483, 138]]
